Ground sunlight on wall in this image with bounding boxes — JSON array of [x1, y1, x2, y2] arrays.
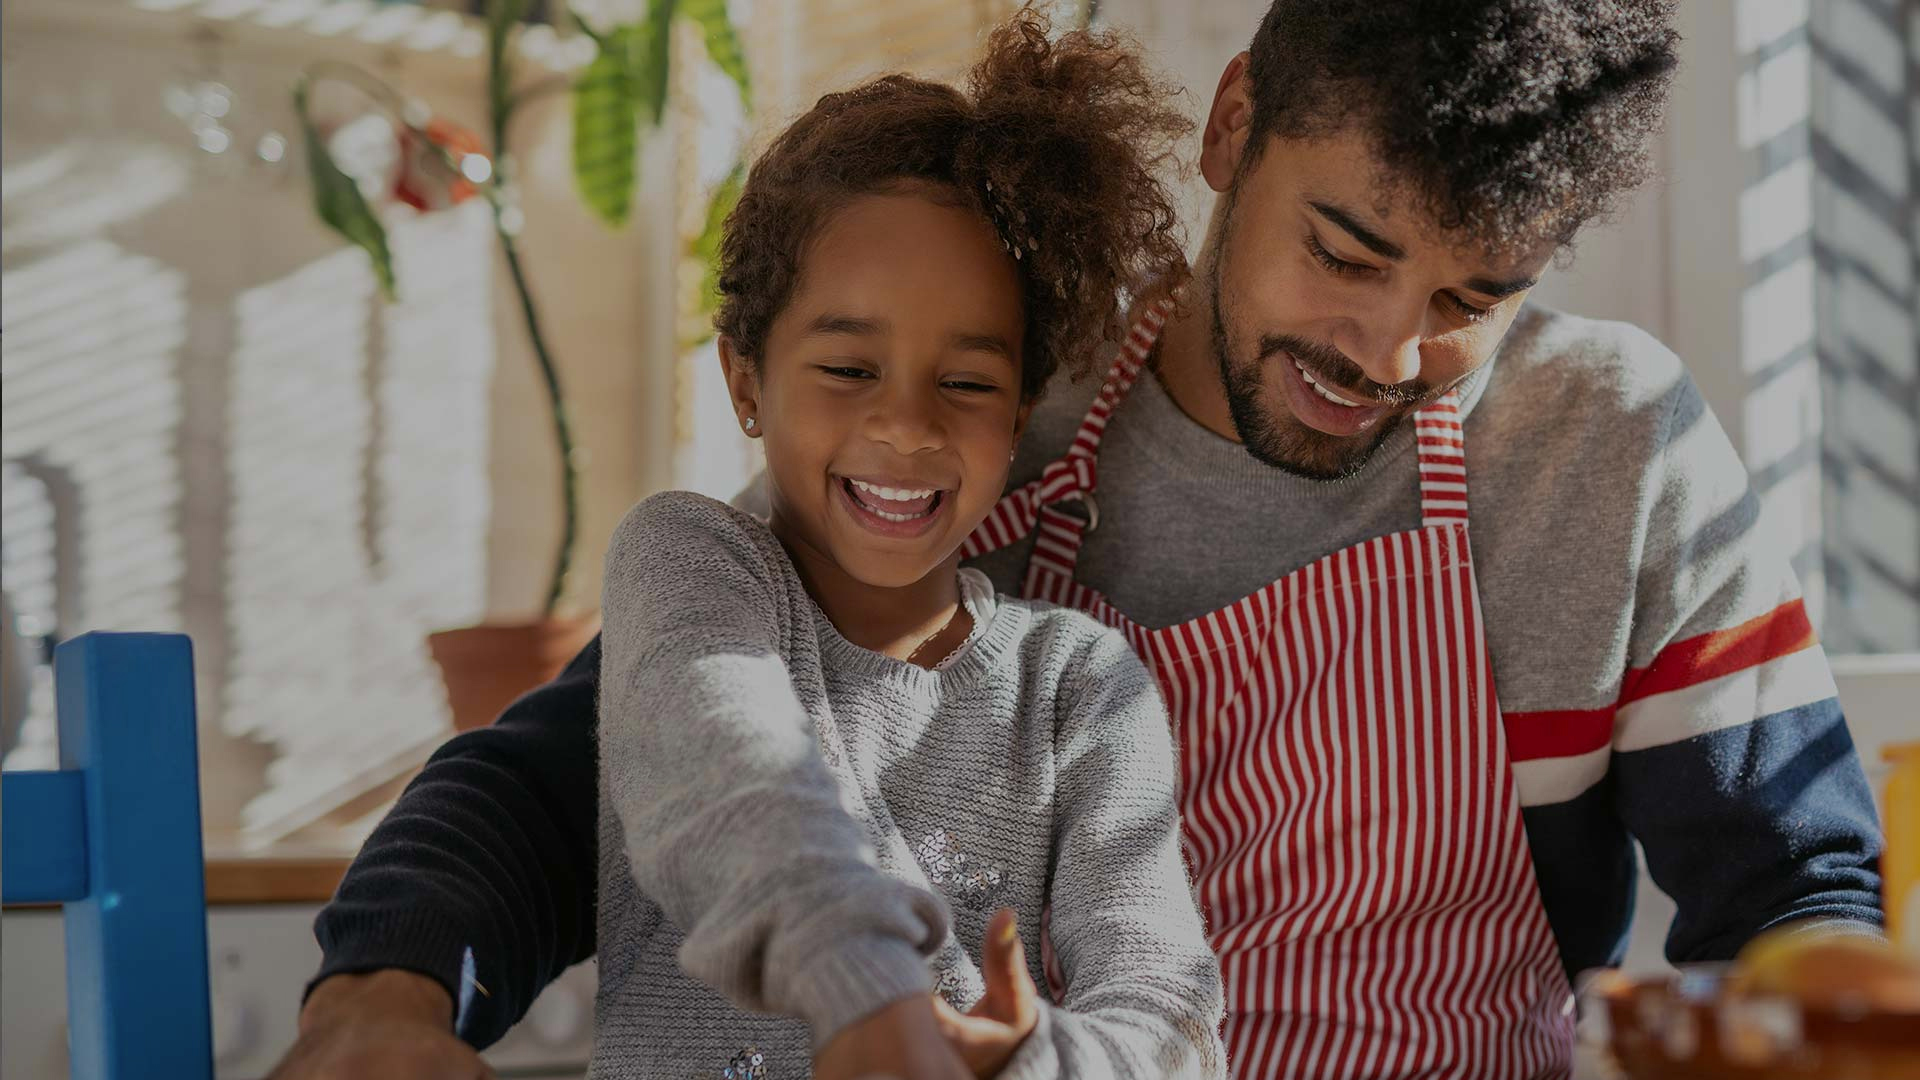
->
[[0, 240, 187, 770]]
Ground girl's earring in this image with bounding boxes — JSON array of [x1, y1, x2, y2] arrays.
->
[[743, 416, 758, 435], [1008, 449, 1016, 462]]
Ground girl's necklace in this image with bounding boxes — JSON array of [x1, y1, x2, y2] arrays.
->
[[904, 604, 973, 670]]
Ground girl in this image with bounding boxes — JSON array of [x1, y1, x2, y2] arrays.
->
[[596, 11, 1222, 1079]]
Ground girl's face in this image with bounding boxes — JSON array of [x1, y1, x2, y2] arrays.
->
[[722, 189, 1030, 590]]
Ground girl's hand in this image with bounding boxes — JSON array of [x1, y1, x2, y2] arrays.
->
[[812, 995, 973, 1080], [932, 909, 1041, 1077]]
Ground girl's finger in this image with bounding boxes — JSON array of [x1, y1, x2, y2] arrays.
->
[[972, 908, 1038, 1026]]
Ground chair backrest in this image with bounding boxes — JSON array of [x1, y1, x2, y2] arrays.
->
[[1, 632, 213, 1080]]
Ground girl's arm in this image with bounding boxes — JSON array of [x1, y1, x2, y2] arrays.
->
[[1000, 627, 1227, 1079], [598, 491, 949, 1042]]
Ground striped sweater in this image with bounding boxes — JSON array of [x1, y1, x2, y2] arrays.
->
[[954, 302, 1884, 975]]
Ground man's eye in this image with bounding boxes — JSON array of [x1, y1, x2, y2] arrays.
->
[[1305, 234, 1371, 276], [1446, 294, 1492, 321]]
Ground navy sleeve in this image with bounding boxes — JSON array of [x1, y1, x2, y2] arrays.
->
[[1612, 699, 1884, 962], [304, 636, 602, 1049]]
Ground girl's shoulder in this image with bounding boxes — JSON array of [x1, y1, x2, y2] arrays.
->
[[987, 590, 1148, 687], [616, 488, 770, 541], [609, 489, 792, 584]]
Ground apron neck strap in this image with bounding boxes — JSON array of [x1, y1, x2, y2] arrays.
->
[[1066, 298, 1171, 467], [1414, 392, 1471, 527]]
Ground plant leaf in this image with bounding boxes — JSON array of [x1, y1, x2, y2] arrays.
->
[[572, 25, 640, 226], [678, 0, 750, 110], [684, 159, 744, 346], [294, 81, 396, 301], [631, 0, 678, 127]]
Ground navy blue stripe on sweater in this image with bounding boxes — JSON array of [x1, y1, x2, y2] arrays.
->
[[1523, 694, 1882, 978]]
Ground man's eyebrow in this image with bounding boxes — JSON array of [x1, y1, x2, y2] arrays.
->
[[1308, 200, 1406, 261], [1463, 274, 1539, 300], [803, 313, 887, 337]]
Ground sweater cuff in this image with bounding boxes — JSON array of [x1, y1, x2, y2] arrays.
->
[[1765, 915, 1888, 943], [304, 907, 476, 1026], [995, 998, 1058, 1080], [788, 934, 937, 1049]]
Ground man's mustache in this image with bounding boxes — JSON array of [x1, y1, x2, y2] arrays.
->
[[1256, 334, 1434, 408]]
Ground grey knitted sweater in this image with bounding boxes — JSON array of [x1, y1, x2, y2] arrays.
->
[[594, 491, 1226, 1079]]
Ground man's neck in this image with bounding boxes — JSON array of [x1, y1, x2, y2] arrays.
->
[[1151, 279, 1242, 444]]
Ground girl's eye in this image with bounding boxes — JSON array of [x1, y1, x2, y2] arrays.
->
[[819, 365, 874, 380], [1306, 234, 1371, 277], [943, 379, 999, 394], [1444, 293, 1492, 322]]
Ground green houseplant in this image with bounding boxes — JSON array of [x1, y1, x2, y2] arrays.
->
[[295, 0, 749, 727]]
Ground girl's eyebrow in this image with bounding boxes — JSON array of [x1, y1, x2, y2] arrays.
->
[[803, 312, 1014, 364], [803, 313, 886, 338], [950, 331, 1015, 363]]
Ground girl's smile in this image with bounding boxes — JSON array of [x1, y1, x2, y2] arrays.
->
[[835, 475, 953, 538]]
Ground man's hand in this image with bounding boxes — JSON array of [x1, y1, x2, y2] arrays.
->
[[932, 909, 1041, 1078], [813, 994, 973, 1080], [268, 969, 495, 1080]]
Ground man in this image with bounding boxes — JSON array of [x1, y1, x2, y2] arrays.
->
[[276, 2, 1882, 1077]]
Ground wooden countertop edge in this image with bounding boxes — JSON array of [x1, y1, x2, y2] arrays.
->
[[204, 856, 350, 904], [3, 856, 350, 910]]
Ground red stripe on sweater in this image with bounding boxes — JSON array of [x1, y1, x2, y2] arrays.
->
[[1619, 598, 1817, 705], [1502, 707, 1614, 762], [1501, 599, 1818, 762]]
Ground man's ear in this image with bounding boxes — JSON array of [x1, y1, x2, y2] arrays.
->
[[717, 335, 762, 436], [1199, 53, 1256, 194]]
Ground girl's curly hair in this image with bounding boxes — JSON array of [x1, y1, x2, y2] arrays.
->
[[714, 6, 1190, 400]]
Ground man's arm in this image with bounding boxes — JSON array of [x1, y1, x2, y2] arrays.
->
[[1612, 377, 1883, 962], [303, 635, 602, 1048]]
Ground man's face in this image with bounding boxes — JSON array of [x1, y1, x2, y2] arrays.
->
[[1199, 86, 1555, 479]]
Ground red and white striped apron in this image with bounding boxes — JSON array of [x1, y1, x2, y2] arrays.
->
[[965, 302, 1575, 1078]]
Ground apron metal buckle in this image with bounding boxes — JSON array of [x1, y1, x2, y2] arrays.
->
[[1055, 491, 1099, 533]]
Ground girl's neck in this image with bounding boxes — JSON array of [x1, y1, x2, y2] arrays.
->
[[770, 514, 971, 667]]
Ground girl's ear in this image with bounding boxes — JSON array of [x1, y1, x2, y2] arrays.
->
[[1012, 397, 1035, 447], [717, 335, 763, 437]]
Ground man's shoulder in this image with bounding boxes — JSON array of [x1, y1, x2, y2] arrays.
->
[[1474, 304, 1712, 478], [1485, 303, 1690, 423]]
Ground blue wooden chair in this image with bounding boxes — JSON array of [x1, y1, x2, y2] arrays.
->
[[2, 632, 214, 1079]]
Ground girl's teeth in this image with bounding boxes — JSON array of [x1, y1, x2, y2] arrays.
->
[[870, 507, 927, 522], [1294, 359, 1365, 407], [851, 479, 936, 500]]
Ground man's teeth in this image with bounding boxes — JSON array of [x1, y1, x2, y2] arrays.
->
[[850, 479, 936, 501], [1294, 359, 1366, 407]]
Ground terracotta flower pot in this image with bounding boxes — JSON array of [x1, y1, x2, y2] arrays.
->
[[426, 615, 601, 731]]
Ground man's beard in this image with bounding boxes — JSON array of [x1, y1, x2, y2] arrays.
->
[[1206, 250, 1428, 482]]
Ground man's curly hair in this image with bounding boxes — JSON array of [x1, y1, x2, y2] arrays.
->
[[1245, 0, 1680, 251], [714, 7, 1190, 400]]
